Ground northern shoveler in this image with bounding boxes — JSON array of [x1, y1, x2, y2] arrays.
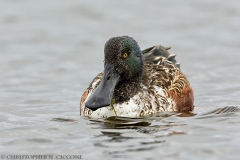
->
[[80, 36, 194, 118]]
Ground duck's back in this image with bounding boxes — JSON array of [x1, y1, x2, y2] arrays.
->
[[142, 45, 194, 112], [141, 59, 194, 115]]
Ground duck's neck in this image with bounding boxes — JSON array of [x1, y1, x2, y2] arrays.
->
[[113, 76, 142, 103]]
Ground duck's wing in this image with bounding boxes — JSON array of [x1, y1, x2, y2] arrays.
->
[[142, 58, 194, 113], [142, 46, 194, 112], [166, 66, 194, 112], [142, 45, 180, 69]]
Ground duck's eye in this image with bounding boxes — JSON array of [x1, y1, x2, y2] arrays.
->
[[123, 53, 128, 58]]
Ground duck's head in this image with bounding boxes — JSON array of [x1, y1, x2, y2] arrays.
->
[[85, 36, 143, 111]]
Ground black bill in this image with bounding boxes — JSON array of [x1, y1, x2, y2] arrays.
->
[[85, 63, 120, 111]]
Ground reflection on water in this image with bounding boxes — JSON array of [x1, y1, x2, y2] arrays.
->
[[49, 107, 240, 159], [85, 108, 240, 159], [1, 0, 240, 159]]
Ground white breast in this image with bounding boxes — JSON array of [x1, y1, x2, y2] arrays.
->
[[81, 84, 176, 119]]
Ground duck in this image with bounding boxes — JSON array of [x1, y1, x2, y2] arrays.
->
[[80, 36, 194, 118]]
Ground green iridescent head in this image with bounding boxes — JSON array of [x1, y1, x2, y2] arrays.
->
[[104, 36, 144, 79], [85, 36, 144, 111]]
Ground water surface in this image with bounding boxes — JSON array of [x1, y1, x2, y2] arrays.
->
[[0, 1, 240, 160]]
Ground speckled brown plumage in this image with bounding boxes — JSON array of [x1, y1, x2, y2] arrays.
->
[[142, 57, 194, 112], [80, 89, 88, 113], [167, 70, 194, 112]]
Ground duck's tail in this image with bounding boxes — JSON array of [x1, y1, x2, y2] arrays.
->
[[142, 45, 180, 69]]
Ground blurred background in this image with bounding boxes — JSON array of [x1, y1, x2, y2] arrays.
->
[[0, 0, 240, 159]]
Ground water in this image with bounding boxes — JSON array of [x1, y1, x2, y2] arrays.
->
[[0, 0, 240, 159]]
